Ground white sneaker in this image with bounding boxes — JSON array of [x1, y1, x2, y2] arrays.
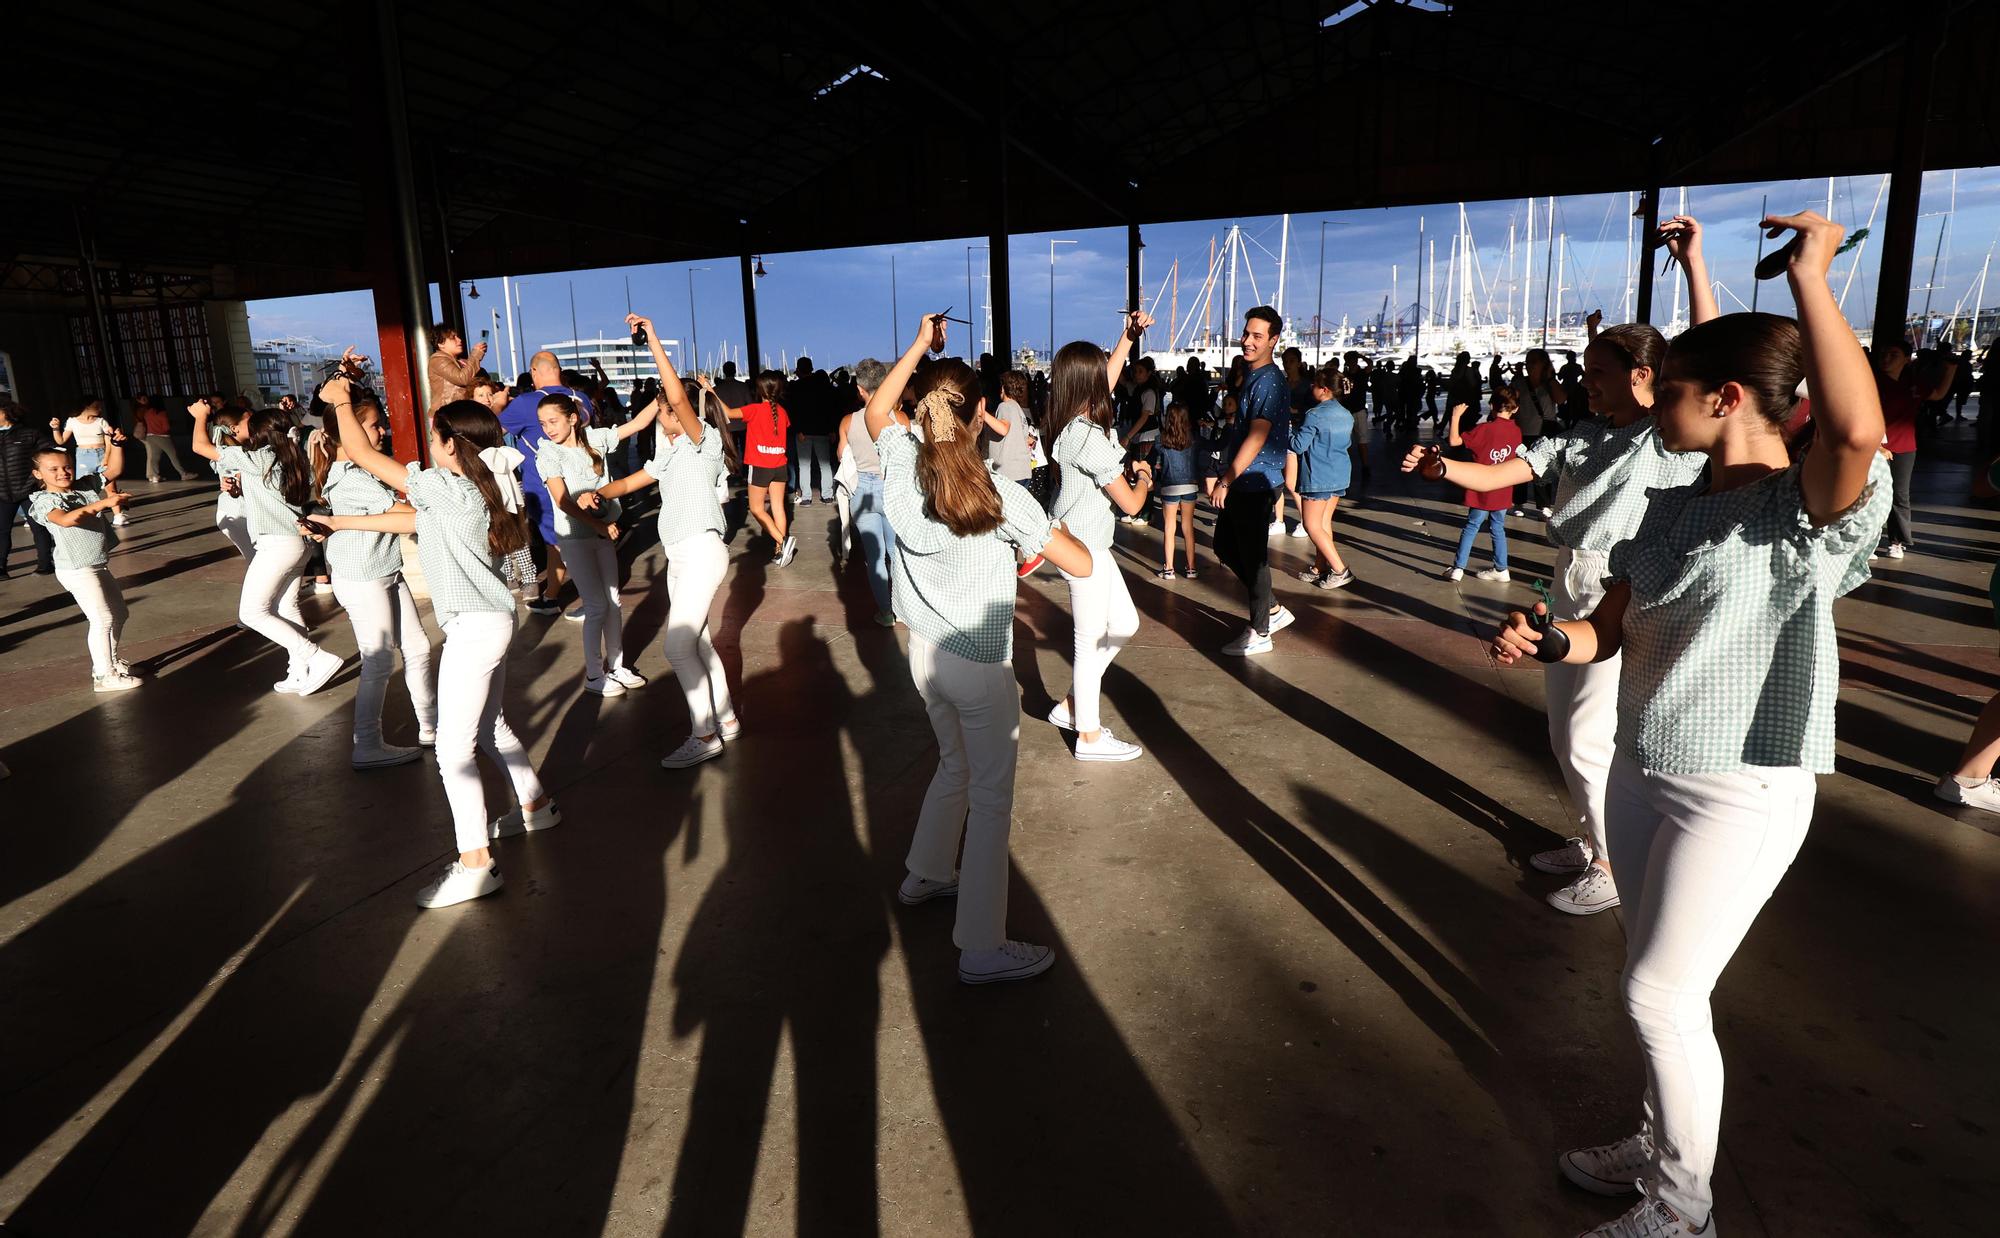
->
[[1475, 567, 1512, 582], [1560, 1132, 1650, 1196], [1222, 627, 1274, 657], [958, 939, 1056, 985], [313, 580, 335, 595], [562, 604, 586, 622], [1576, 1183, 1713, 1237], [1531, 837, 1593, 874], [796, 494, 813, 507], [898, 872, 959, 905], [1046, 699, 1076, 730], [583, 674, 627, 697], [417, 727, 437, 748], [1446, 567, 1465, 582], [1540, 506, 1554, 519], [1288, 524, 1309, 538], [1885, 542, 1906, 560], [1267, 519, 1286, 537], [91, 671, 142, 693], [489, 801, 562, 840], [351, 742, 423, 770], [718, 714, 743, 741], [1266, 605, 1296, 636], [1074, 729, 1142, 762], [415, 860, 503, 909], [606, 666, 648, 689], [776, 535, 798, 567], [111, 657, 135, 677], [292, 649, 343, 697], [1934, 774, 2000, 813], [661, 733, 724, 768], [1548, 865, 1621, 915], [110, 510, 129, 527], [1296, 566, 1323, 583], [1315, 568, 1355, 591]]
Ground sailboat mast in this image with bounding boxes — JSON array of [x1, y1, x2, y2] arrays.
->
[[1554, 234, 1567, 341], [1522, 197, 1535, 350], [1623, 191, 1635, 323], [1838, 175, 1889, 312], [1670, 187, 1687, 331], [1414, 216, 1425, 360], [1170, 259, 1179, 352], [1202, 235, 1217, 348], [1226, 225, 1240, 341], [1542, 197, 1557, 345], [1276, 214, 1290, 330]]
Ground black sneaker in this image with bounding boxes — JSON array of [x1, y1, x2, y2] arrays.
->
[[525, 597, 563, 616]]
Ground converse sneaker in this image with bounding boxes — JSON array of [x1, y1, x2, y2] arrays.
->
[[1266, 605, 1296, 636], [796, 494, 814, 507], [606, 666, 648, 689], [718, 714, 743, 741], [1267, 519, 1285, 537], [562, 604, 586, 623], [351, 742, 423, 770], [660, 733, 725, 769], [1935, 773, 2000, 814], [1046, 699, 1077, 730], [417, 727, 437, 748], [489, 801, 562, 840], [525, 596, 563, 616], [898, 872, 959, 905], [1576, 1183, 1712, 1237], [958, 939, 1056, 985], [583, 674, 627, 697], [1446, 566, 1465, 582], [1222, 626, 1274, 657], [111, 657, 135, 677], [1315, 568, 1355, 591], [1296, 566, 1324, 583], [1074, 729, 1142, 762], [1475, 567, 1512, 582], [1288, 523, 1309, 538], [91, 671, 142, 693], [1560, 1132, 1650, 1196], [1531, 837, 1593, 874], [1884, 542, 1906, 560], [292, 649, 344, 698], [1548, 865, 1621, 915], [415, 860, 503, 909]]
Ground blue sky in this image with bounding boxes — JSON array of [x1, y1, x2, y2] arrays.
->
[[249, 166, 2000, 373]]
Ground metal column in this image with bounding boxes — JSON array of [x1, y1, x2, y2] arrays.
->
[[358, 0, 432, 459], [430, 148, 464, 344], [1634, 187, 1661, 326], [1872, 14, 1946, 350], [988, 127, 1012, 364], [740, 251, 761, 375]]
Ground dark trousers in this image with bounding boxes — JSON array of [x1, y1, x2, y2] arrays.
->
[[3, 493, 56, 572], [1886, 449, 1917, 547], [1215, 487, 1276, 633]]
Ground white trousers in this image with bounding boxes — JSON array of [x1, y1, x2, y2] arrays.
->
[[217, 509, 257, 562], [661, 532, 733, 737], [55, 565, 128, 675], [906, 637, 1019, 951], [332, 572, 437, 747], [241, 535, 316, 672], [558, 536, 626, 678], [1605, 753, 1816, 1226], [1546, 547, 1620, 862], [1060, 545, 1139, 733], [141, 434, 190, 480], [435, 611, 545, 855]]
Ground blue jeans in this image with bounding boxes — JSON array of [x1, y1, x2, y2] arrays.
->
[[1453, 507, 1508, 570], [850, 470, 896, 612]]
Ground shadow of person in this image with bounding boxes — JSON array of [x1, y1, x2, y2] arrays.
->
[[663, 617, 888, 1235], [844, 601, 1238, 1235]]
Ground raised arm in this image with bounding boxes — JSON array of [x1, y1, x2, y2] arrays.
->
[[627, 312, 703, 443], [866, 315, 944, 440], [1103, 310, 1154, 390], [1661, 215, 1718, 327], [324, 373, 411, 490], [1781, 212, 1886, 525], [188, 399, 221, 461], [614, 397, 661, 442], [1447, 403, 1470, 447]]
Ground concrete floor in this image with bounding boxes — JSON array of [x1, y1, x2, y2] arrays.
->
[[1, 416, 1996, 1238]]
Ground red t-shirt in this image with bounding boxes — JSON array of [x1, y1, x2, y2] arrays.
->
[[1877, 371, 1921, 454], [140, 405, 170, 436], [742, 401, 790, 466], [1460, 419, 1523, 510]]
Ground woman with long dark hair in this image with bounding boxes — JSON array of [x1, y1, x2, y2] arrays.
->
[[1492, 213, 1888, 1237], [868, 315, 1093, 983], [1044, 310, 1156, 762], [704, 370, 794, 565]]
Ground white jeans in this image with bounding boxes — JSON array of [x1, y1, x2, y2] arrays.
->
[[435, 611, 545, 854], [1060, 545, 1139, 733], [1547, 548, 1620, 861], [661, 532, 733, 736], [241, 535, 317, 672], [558, 536, 626, 679], [55, 566, 128, 675], [216, 510, 256, 562], [141, 434, 189, 480], [332, 572, 437, 748], [906, 637, 1020, 951], [1605, 753, 1816, 1226]]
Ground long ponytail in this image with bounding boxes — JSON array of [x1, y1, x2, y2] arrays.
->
[[538, 393, 602, 476], [699, 388, 742, 471], [434, 401, 529, 558], [241, 410, 314, 509], [910, 359, 1003, 536]]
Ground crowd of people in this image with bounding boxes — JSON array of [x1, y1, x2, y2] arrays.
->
[[5, 208, 2000, 1237]]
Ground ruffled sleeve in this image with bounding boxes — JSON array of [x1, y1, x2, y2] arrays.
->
[[1776, 453, 1892, 605]]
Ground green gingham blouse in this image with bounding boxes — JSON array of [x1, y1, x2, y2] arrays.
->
[[1518, 416, 1707, 554], [29, 487, 116, 570], [639, 427, 727, 547], [404, 463, 516, 629], [322, 461, 404, 582]]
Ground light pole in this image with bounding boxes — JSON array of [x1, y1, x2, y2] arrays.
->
[[1314, 220, 1350, 366], [1049, 238, 1076, 363], [966, 244, 988, 363], [687, 266, 711, 375]]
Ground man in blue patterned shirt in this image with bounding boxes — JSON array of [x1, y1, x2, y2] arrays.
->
[[1208, 306, 1295, 655]]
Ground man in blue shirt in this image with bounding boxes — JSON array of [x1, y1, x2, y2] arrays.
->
[[1208, 306, 1293, 655], [499, 350, 594, 615]]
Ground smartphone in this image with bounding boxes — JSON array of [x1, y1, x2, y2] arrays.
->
[[632, 324, 649, 347]]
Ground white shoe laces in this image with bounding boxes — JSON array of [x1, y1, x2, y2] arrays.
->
[[1591, 1181, 1688, 1237]]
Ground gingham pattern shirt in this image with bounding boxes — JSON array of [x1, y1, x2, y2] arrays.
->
[[404, 463, 516, 628], [210, 426, 244, 519], [640, 428, 727, 547], [879, 425, 1053, 664], [1519, 416, 1707, 553], [1609, 455, 1891, 774], [217, 445, 305, 539], [1050, 419, 1126, 552], [535, 426, 622, 540], [321, 462, 405, 582], [29, 486, 115, 569]]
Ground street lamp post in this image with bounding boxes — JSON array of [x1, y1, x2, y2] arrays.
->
[[687, 266, 712, 375], [966, 244, 988, 363], [1049, 238, 1076, 363]]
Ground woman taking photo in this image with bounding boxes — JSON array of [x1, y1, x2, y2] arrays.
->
[[1492, 212, 1889, 1238], [867, 314, 1093, 985]]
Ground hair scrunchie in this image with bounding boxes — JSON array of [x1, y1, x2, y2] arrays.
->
[[916, 388, 963, 442]]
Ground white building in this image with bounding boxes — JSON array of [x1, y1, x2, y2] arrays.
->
[[541, 336, 685, 393], [252, 338, 345, 404]]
